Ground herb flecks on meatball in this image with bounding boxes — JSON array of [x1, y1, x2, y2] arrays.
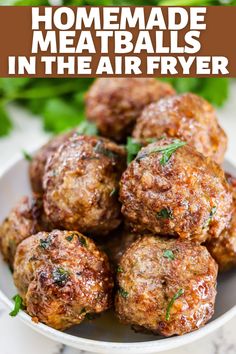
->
[[43, 135, 126, 236], [115, 236, 218, 336], [133, 93, 227, 164], [13, 230, 114, 330], [119, 138, 232, 242]]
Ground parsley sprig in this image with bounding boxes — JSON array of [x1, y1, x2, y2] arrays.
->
[[163, 250, 175, 260], [138, 140, 186, 166], [166, 289, 184, 321], [22, 150, 32, 162], [203, 206, 217, 229], [157, 208, 173, 219], [126, 137, 142, 164], [9, 294, 24, 317], [118, 287, 129, 298], [52, 267, 69, 287], [126, 137, 157, 164], [76, 121, 98, 136]]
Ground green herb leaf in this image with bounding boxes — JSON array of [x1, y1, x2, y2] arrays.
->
[[118, 287, 129, 298], [110, 188, 118, 197], [0, 103, 12, 137], [9, 294, 24, 317], [117, 266, 124, 273], [166, 289, 184, 321], [199, 78, 229, 107], [66, 234, 75, 242], [43, 98, 84, 134], [157, 208, 173, 220], [76, 121, 98, 136], [163, 250, 175, 260], [22, 150, 32, 162], [39, 236, 52, 250], [78, 235, 87, 247], [126, 137, 142, 164], [137, 140, 186, 166], [203, 206, 217, 229], [52, 267, 69, 287], [158, 0, 216, 5]]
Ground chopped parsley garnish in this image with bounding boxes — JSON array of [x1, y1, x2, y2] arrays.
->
[[157, 208, 173, 220], [203, 206, 217, 229], [9, 294, 24, 317], [117, 265, 124, 273], [110, 188, 118, 197], [66, 233, 75, 242], [118, 287, 129, 298], [137, 140, 186, 166], [78, 235, 87, 247], [166, 289, 184, 321], [76, 121, 98, 136], [94, 141, 118, 159], [39, 236, 52, 250], [22, 150, 32, 162], [126, 137, 142, 164], [163, 250, 175, 260], [126, 137, 158, 164], [210, 206, 217, 217], [52, 267, 69, 287]]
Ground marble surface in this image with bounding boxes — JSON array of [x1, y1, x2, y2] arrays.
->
[[0, 83, 236, 354]]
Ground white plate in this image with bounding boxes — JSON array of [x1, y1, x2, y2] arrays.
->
[[0, 155, 236, 354]]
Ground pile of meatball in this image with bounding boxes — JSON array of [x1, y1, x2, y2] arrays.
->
[[1, 78, 236, 337]]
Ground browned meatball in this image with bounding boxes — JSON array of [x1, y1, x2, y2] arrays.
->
[[13, 230, 114, 330], [0, 196, 46, 268], [29, 131, 73, 195], [133, 93, 227, 165], [85, 78, 175, 142], [43, 135, 126, 236], [119, 138, 232, 242], [206, 173, 236, 271], [115, 236, 218, 336]]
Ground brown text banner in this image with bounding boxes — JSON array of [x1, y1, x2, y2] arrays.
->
[[0, 6, 235, 77]]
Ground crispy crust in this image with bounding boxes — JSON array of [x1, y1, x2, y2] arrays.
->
[[133, 93, 227, 164], [115, 236, 218, 336], [43, 135, 126, 236], [119, 138, 232, 242], [13, 230, 114, 330]]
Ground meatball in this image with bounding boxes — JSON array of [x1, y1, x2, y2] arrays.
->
[[206, 173, 236, 271], [133, 93, 227, 164], [13, 230, 114, 330], [115, 236, 218, 336], [29, 131, 73, 195], [43, 135, 126, 236], [0, 196, 45, 268], [119, 138, 232, 242], [85, 78, 175, 142]]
